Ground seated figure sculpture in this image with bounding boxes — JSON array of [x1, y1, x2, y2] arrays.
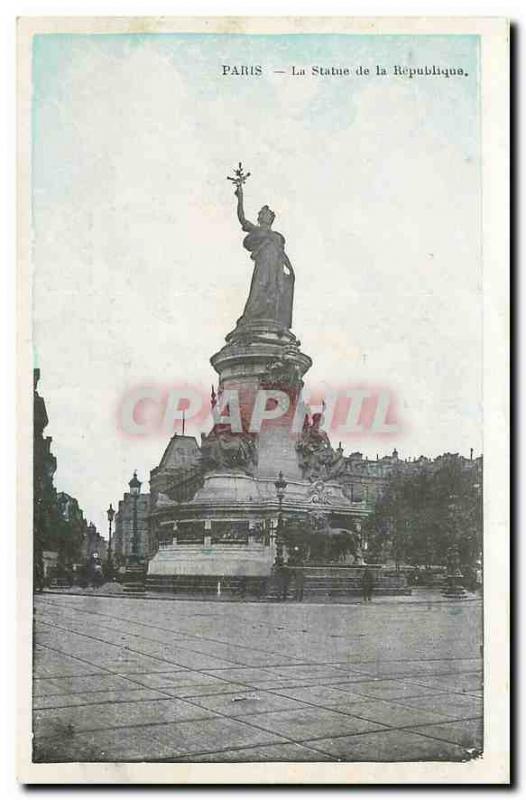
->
[[296, 413, 346, 481], [201, 424, 258, 474]]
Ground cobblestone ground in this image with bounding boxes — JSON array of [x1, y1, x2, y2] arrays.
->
[[33, 593, 483, 763]]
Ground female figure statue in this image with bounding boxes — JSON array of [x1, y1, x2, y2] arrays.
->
[[234, 181, 295, 330]]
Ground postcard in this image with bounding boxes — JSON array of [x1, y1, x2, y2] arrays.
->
[[17, 16, 509, 784]]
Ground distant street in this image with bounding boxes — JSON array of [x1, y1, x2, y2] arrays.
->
[[33, 593, 482, 763]]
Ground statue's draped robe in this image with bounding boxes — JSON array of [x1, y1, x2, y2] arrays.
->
[[239, 222, 294, 329]]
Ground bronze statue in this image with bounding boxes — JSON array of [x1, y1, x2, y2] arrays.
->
[[200, 424, 258, 475], [296, 413, 347, 481], [228, 163, 294, 329]]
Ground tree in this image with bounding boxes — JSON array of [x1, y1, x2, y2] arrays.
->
[[34, 371, 58, 588], [34, 371, 90, 586], [365, 455, 483, 572]]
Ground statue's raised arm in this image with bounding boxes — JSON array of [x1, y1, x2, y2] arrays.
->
[[227, 163, 255, 232], [235, 184, 256, 232]]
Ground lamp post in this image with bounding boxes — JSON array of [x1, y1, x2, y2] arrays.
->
[[274, 471, 287, 569], [442, 491, 466, 598], [473, 482, 482, 584], [106, 503, 115, 576], [443, 543, 466, 598], [128, 471, 142, 563]]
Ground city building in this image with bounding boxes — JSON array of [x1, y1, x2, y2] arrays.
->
[[337, 448, 482, 512], [85, 522, 108, 561], [113, 472, 150, 563]]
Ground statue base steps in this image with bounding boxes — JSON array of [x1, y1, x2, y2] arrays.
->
[[146, 562, 411, 599], [146, 574, 268, 598], [266, 565, 411, 600], [122, 563, 147, 594]]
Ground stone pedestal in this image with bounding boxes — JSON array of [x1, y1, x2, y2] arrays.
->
[[147, 297, 406, 596], [148, 542, 272, 577], [210, 321, 312, 481]]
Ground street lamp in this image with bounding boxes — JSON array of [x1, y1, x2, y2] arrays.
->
[[128, 471, 142, 563], [106, 503, 115, 575], [274, 471, 287, 568], [442, 491, 466, 598]]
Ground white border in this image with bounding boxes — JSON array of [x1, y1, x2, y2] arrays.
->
[[14, 14, 509, 786]]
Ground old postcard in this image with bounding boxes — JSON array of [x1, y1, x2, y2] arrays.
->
[[17, 16, 509, 783]]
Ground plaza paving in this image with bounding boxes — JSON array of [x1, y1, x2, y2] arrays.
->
[[33, 593, 483, 763]]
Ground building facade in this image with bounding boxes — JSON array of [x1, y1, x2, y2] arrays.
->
[[113, 473, 151, 563], [85, 522, 107, 561]]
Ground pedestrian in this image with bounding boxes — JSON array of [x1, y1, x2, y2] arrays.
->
[[475, 565, 483, 591], [294, 565, 305, 601], [287, 546, 304, 602], [280, 562, 291, 601], [361, 567, 374, 602]]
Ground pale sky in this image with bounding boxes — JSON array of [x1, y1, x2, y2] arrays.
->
[[32, 33, 481, 535]]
